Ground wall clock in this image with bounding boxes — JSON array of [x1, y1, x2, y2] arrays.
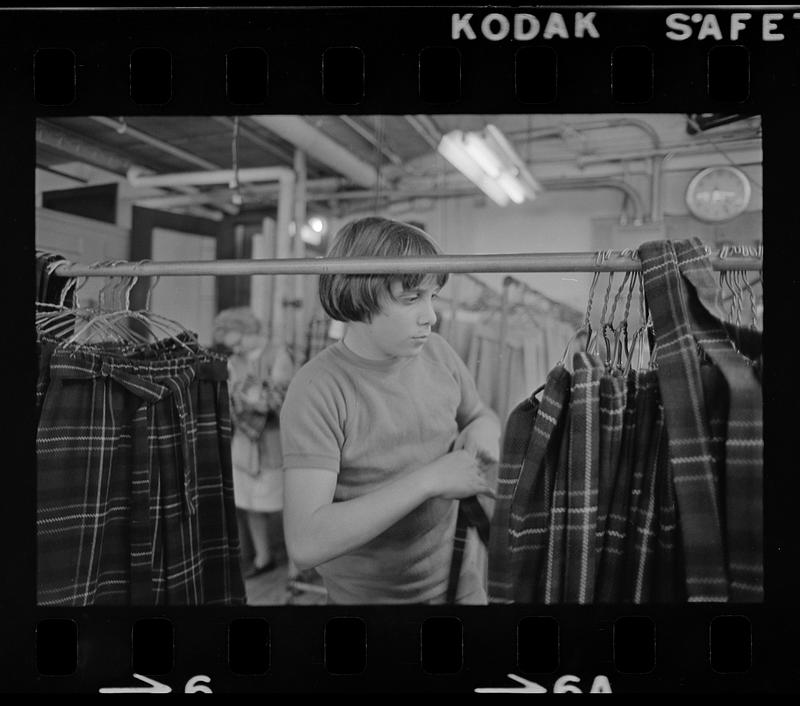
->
[[685, 166, 752, 222]]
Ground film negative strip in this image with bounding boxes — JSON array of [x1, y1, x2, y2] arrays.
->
[[2, 1, 798, 694]]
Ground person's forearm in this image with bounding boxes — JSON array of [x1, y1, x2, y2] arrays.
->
[[289, 468, 435, 570]]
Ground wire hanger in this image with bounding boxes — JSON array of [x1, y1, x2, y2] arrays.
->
[[63, 261, 199, 355], [558, 250, 605, 368]]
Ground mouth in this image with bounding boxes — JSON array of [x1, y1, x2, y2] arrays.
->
[[411, 334, 429, 341]]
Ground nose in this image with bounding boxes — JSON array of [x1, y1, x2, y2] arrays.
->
[[418, 297, 437, 327]]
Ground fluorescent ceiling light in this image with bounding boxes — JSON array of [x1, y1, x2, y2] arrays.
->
[[437, 124, 542, 207]]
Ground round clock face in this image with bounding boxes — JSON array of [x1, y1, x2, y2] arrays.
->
[[685, 166, 752, 222]]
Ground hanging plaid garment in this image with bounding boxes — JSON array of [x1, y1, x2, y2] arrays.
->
[[488, 392, 540, 603], [561, 352, 604, 603], [594, 368, 626, 589], [639, 240, 728, 602], [37, 344, 245, 606], [652, 418, 685, 603], [505, 364, 571, 604], [595, 369, 642, 602], [541, 399, 572, 604], [618, 370, 662, 602], [624, 384, 667, 604], [673, 239, 763, 602]]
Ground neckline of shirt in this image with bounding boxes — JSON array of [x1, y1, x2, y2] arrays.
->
[[331, 340, 418, 373]]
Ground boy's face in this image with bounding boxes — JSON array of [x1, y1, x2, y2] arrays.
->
[[361, 277, 441, 359]]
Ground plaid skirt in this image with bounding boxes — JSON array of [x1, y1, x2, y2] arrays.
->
[[37, 343, 245, 606]]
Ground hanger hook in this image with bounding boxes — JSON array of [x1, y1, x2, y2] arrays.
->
[[138, 260, 160, 310]]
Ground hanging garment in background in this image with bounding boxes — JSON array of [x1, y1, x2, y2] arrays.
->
[[489, 238, 761, 604], [672, 239, 763, 601], [640, 238, 762, 602], [36, 338, 246, 607]]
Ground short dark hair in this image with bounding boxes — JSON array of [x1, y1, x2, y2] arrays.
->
[[319, 217, 449, 323]]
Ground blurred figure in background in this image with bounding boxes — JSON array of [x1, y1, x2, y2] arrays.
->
[[213, 308, 294, 580]]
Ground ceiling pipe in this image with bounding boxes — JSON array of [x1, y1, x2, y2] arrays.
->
[[249, 115, 380, 188], [128, 165, 295, 251], [575, 139, 762, 167], [90, 116, 221, 171], [133, 177, 346, 210], [335, 177, 645, 225], [39, 120, 237, 216], [37, 121, 139, 175], [127, 165, 295, 189], [404, 115, 440, 150], [212, 116, 297, 165], [507, 117, 661, 222], [414, 115, 444, 142], [339, 115, 404, 167]]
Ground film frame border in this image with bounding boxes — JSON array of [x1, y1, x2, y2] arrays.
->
[[3, 2, 797, 694]]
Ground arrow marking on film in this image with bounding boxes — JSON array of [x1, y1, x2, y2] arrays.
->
[[475, 673, 548, 693], [99, 673, 172, 694]]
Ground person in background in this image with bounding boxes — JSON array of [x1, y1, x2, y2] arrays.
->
[[213, 308, 294, 580], [280, 217, 500, 605]]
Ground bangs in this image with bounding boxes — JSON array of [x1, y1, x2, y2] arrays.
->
[[396, 271, 449, 292]]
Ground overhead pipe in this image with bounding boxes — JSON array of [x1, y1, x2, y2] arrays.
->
[[211, 116, 297, 166], [541, 177, 645, 225], [133, 177, 348, 210], [339, 115, 404, 167], [249, 115, 380, 188], [414, 115, 444, 143], [335, 177, 646, 225], [40, 120, 237, 216], [37, 121, 138, 175], [127, 165, 296, 189], [404, 115, 440, 150], [90, 116, 221, 171], [574, 138, 763, 167], [508, 117, 661, 222]]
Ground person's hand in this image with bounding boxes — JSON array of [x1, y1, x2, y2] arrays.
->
[[453, 416, 500, 465], [422, 450, 495, 501]]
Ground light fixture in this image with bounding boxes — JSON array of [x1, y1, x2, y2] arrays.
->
[[437, 124, 542, 207]]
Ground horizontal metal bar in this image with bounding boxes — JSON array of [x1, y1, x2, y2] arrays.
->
[[50, 252, 762, 278]]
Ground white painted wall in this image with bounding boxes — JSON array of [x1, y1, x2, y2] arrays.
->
[[36, 208, 130, 308], [150, 228, 217, 347]]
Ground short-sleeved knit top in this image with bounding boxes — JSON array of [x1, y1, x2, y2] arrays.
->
[[280, 332, 486, 604]]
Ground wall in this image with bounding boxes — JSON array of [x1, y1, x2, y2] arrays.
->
[[36, 207, 130, 307], [330, 160, 762, 312]]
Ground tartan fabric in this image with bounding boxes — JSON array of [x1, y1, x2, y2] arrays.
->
[[37, 344, 245, 606], [488, 393, 540, 603], [446, 496, 490, 603], [542, 404, 572, 604], [639, 240, 728, 601], [595, 369, 642, 602], [507, 365, 571, 603], [626, 388, 666, 604], [562, 352, 603, 603], [595, 369, 626, 578], [653, 417, 684, 603], [673, 239, 763, 602]]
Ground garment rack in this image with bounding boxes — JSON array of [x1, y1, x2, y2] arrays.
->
[[50, 249, 762, 278]]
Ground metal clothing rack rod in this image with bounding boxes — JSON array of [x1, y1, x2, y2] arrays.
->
[[51, 251, 763, 278]]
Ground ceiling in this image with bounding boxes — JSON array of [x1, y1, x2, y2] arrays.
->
[[36, 112, 762, 221]]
